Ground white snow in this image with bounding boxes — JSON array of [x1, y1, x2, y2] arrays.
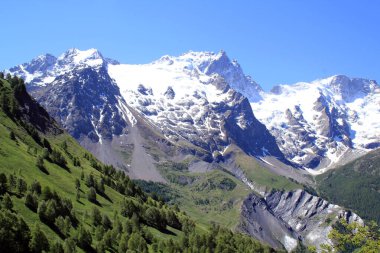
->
[[108, 60, 226, 104]]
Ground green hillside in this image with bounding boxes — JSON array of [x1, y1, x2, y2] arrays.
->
[[0, 73, 276, 252], [317, 149, 380, 223]]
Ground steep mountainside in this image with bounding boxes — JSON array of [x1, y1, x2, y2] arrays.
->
[[317, 148, 380, 223], [0, 74, 273, 252], [251, 75, 380, 171], [5, 48, 290, 180]]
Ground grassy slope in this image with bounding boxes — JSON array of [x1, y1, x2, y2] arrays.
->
[[226, 146, 302, 192], [156, 162, 251, 230], [316, 149, 380, 223], [0, 78, 181, 250]]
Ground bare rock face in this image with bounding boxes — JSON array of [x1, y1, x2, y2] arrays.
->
[[240, 194, 299, 251], [203, 50, 263, 102], [36, 66, 128, 142], [251, 75, 380, 171], [240, 189, 362, 251]]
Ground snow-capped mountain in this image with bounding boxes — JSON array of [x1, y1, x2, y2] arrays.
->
[[251, 75, 380, 171], [7, 49, 114, 90], [8, 49, 128, 143], [6, 48, 380, 174], [5, 48, 284, 176], [108, 50, 279, 159], [5, 49, 372, 250]]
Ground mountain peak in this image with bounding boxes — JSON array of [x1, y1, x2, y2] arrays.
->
[[58, 48, 104, 66], [315, 75, 379, 101]]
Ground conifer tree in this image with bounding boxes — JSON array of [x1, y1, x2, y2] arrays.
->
[[87, 187, 97, 203], [50, 240, 64, 253], [1, 193, 13, 210], [29, 223, 49, 253], [0, 173, 8, 195]]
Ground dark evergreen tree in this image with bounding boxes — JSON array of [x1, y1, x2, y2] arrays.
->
[[8, 174, 17, 190], [16, 178, 27, 195], [165, 209, 181, 229], [37, 200, 47, 221], [29, 223, 50, 253], [36, 156, 45, 171], [75, 179, 80, 190], [85, 174, 95, 187], [102, 214, 112, 230], [0, 210, 31, 253], [76, 189, 81, 202], [144, 206, 165, 230], [96, 178, 105, 194], [43, 138, 52, 153], [128, 232, 148, 253], [50, 149, 67, 168], [41, 186, 53, 200], [61, 141, 68, 151], [25, 192, 38, 212], [95, 225, 105, 241], [63, 237, 76, 253], [63, 216, 72, 237], [91, 206, 102, 226], [118, 233, 129, 253], [73, 157, 81, 167], [9, 131, 16, 140], [0, 173, 8, 195], [76, 225, 92, 250], [42, 148, 49, 159], [1, 193, 13, 210], [87, 187, 97, 203], [103, 230, 113, 249], [96, 240, 106, 253], [30, 180, 42, 195], [50, 240, 64, 253]]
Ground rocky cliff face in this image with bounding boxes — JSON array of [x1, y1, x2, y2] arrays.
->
[[240, 189, 363, 251], [36, 66, 128, 142], [201, 51, 263, 102], [251, 75, 380, 171]]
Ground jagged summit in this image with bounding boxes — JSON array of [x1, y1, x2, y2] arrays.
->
[[57, 48, 104, 65], [271, 75, 379, 101], [316, 75, 379, 102], [252, 74, 380, 171], [6, 48, 263, 102], [149, 50, 263, 102]]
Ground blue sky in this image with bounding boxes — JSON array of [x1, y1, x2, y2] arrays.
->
[[1, 0, 379, 90]]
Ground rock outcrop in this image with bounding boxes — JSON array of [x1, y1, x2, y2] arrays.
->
[[240, 189, 362, 251]]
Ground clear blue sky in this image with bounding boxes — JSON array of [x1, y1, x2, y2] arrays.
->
[[1, 0, 379, 90]]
